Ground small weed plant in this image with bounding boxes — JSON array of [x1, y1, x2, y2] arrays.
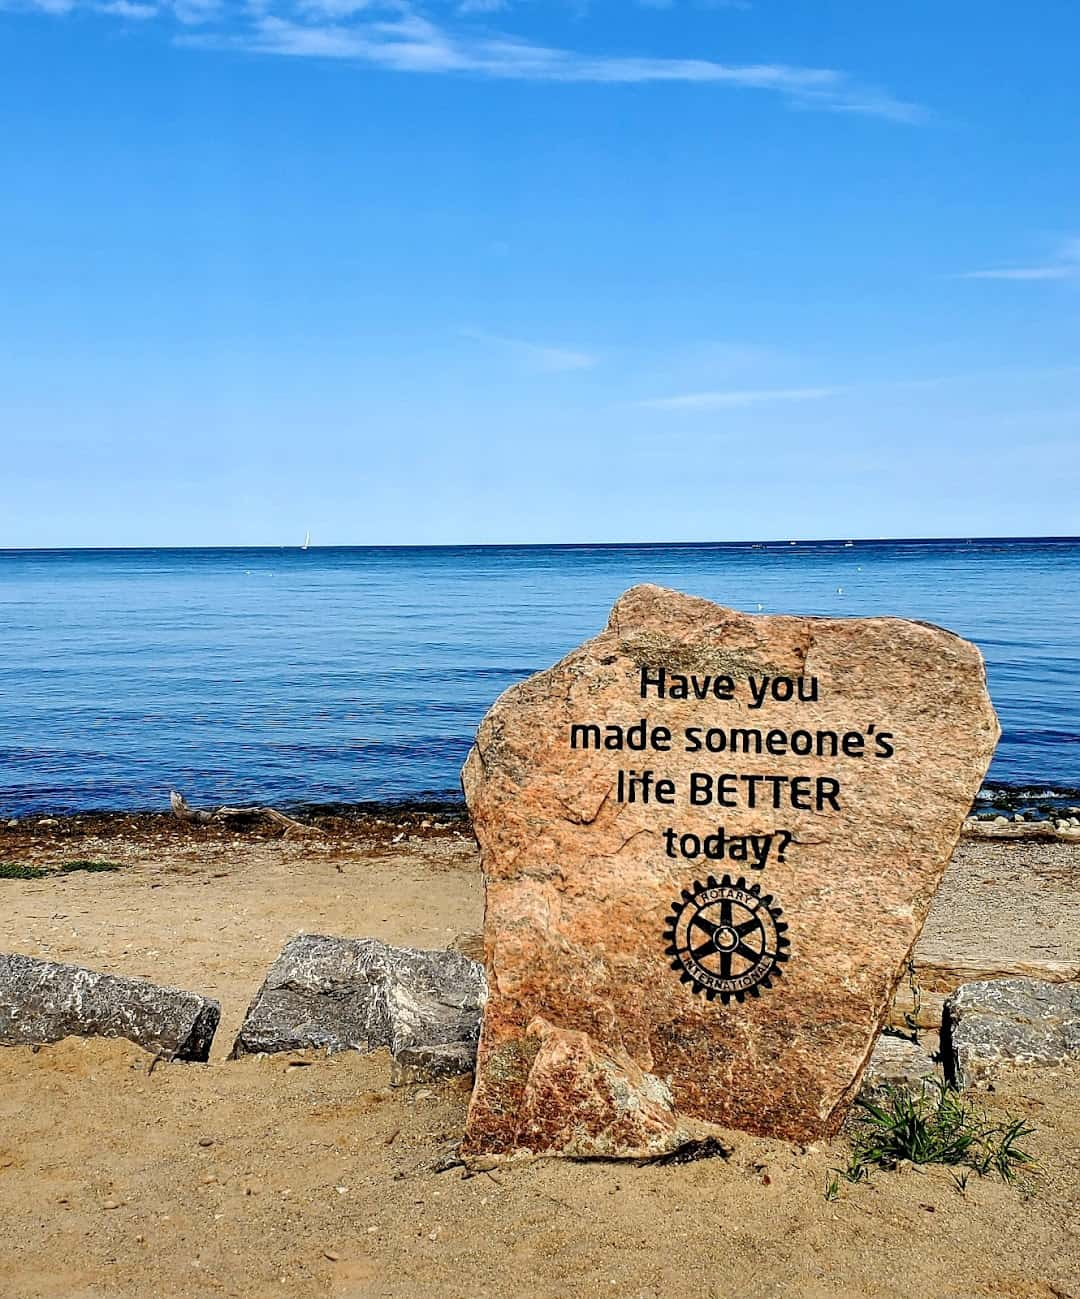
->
[[0, 862, 49, 880], [826, 1080, 1036, 1198], [0, 859, 123, 880]]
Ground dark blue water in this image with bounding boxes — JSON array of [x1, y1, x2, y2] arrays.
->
[[0, 540, 1076, 816]]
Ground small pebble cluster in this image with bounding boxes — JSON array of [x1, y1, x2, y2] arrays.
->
[[964, 809, 1080, 836]]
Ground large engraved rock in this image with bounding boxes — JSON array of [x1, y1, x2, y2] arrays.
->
[[0, 952, 219, 1061], [501, 1016, 690, 1158], [462, 584, 999, 1155], [230, 934, 486, 1075]]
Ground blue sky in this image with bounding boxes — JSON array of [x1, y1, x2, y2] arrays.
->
[[2, 0, 1078, 545]]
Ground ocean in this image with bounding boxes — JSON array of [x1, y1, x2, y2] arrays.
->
[[0, 539, 1076, 816]]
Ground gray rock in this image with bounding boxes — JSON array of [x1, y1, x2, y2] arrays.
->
[[858, 1033, 940, 1103], [230, 934, 486, 1081], [390, 1042, 478, 1087], [0, 952, 220, 1062], [944, 977, 1080, 1088]]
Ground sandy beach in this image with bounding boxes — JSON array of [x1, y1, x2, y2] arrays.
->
[[0, 812, 1076, 1299], [7, 0, 1080, 1287]]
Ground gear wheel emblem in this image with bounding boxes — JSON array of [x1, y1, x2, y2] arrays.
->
[[664, 874, 790, 1003]]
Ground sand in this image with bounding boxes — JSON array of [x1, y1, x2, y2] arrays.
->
[[0, 813, 1077, 1299]]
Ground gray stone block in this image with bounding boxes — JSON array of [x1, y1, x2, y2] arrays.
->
[[0, 951, 220, 1062], [944, 977, 1080, 1088], [857, 1033, 940, 1105], [391, 1042, 478, 1087], [230, 934, 486, 1081]]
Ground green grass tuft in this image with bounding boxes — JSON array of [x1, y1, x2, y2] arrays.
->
[[826, 1080, 1036, 1199], [0, 862, 50, 880], [0, 859, 124, 879]]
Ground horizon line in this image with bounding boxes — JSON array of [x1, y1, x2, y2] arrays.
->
[[1, 534, 1078, 554]]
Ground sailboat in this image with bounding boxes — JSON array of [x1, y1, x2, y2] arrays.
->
[[301, 530, 311, 551]]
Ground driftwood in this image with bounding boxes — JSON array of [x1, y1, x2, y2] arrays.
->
[[169, 791, 317, 838]]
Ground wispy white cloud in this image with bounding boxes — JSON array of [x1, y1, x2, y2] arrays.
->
[[639, 363, 1080, 414], [15, 0, 77, 12], [219, 14, 923, 120], [462, 327, 599, 373], [98, 0, 158, 16], [638, 385, 842, 410], [295, 0, 377, 18], [960, 237, 1080, 282], [10, 0, 925, 121], [173, 0, 223, 21], [962, 267, 1074, 282]]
